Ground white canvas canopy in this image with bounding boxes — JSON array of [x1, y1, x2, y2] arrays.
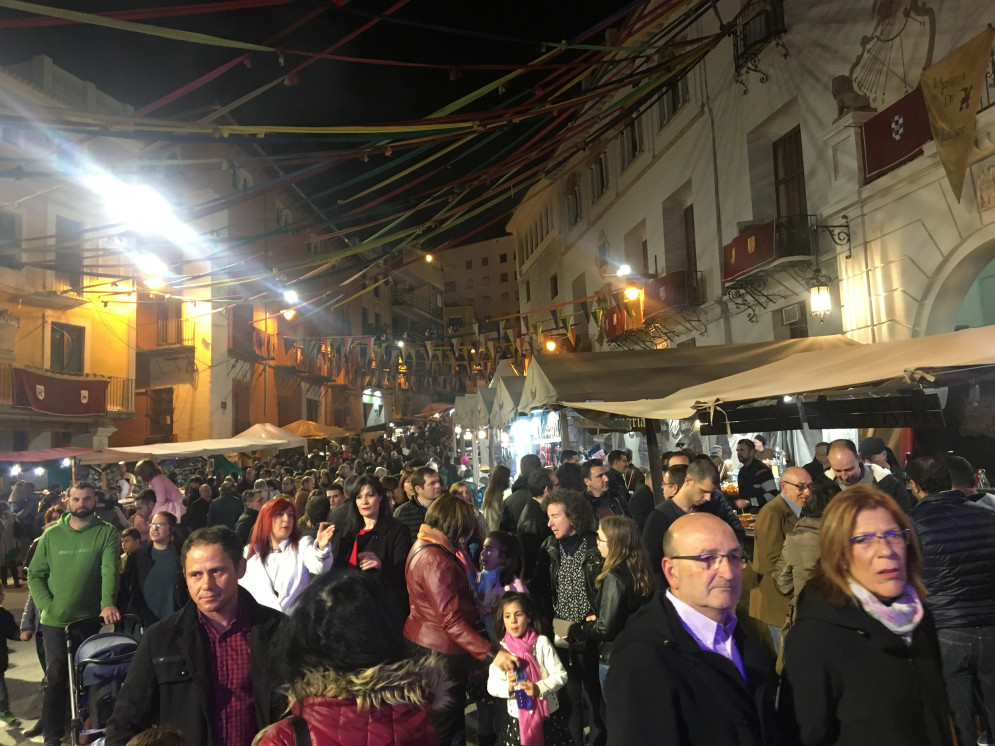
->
[[565, 325, 995, 420], [490, 376, 527, 430], [521, 336, 859, 415], [235, 423, 309, 449]]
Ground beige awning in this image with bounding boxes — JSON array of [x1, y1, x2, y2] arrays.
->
[[564, 325, 995, 420]]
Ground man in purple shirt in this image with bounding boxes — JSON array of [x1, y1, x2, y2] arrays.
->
[[605, 513, 782, 745]]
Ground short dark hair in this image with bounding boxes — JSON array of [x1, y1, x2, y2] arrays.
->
[[801, 480, 840, 519], [815, 441, 830, 451], [560, 450, 579, 463], [736, 439, 755, 452], [607, 450, 626, 467], [527, 470, 553, 497], [541, 489, 596, 536], [181, 526, 243, 571], [135, 489, 156, 506], [71, 481, 95, 496], [493, 591, 541, 639], [241, 489, 262, 505], [425, 494, 479, 545], [275, 571, 406, 683], [581, 459, 604, 481], [519, 453, 542, 476], [686, 458, 718, 485], [828, 439, 858, 456], [411, 466, 438, 491], [555, 462, 584, 491], [947, 455, 975, 490], [906, 455, 951, 495], [120, 527, 141, 542], [665, 464, 688, 486]]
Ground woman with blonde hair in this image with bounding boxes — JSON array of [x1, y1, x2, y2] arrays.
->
[[779, 485, 950, 745], [572, 514, 653, 686], [482, 465, 511, 533]]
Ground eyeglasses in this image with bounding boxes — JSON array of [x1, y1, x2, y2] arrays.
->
[[595, 535, 607, 545], [781, 480, 812, 491], [850, 529, 910, 547], [669, 551, 747, 571], [149, 522, 171, 529]]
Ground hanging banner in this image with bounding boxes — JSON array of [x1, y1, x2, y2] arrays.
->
[[579, 300, 590, 324], [592, 307, 604, 329], [920, 27, 995, 201], [13, 368, 108, 416]]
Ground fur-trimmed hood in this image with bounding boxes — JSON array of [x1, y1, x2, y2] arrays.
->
[[285, 653, 450, 712]]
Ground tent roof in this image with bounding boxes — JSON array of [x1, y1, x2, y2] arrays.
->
[[235, 423, 309, 449], [281, 420, 351, 440], [0, 446, 92, 463], [524, 335, 859, 414], [566, 326, 995, 420], [491, 376, 527, 429]]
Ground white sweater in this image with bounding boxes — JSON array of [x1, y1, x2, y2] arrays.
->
[[239, 535, 332, 612], [486, 634, 567, 718]]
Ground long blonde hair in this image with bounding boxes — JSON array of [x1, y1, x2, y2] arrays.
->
[[596, 515, 653, 598]]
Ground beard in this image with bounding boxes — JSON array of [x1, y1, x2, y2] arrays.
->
[[72, 507, 95, 519]]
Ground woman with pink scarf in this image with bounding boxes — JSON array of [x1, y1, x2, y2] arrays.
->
[[487, 592, 570, 746]]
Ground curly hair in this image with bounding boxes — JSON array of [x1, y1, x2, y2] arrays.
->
[[540, 489, 596, 536]]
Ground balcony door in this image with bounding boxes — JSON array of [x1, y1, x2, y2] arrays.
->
[[773, 127, 809, 255], [50, 322, 84, 374]]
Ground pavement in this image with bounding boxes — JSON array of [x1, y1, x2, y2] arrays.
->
[[0, 584, 44, 745]]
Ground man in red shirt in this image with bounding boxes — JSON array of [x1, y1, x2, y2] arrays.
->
[[104, 526, 285, 746]]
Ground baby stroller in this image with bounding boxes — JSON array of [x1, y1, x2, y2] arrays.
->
[[66, 615, 143, 746]]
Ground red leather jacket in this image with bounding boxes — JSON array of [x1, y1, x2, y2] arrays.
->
[[258, 697, 435, 746], [403, 529, 496, 662]]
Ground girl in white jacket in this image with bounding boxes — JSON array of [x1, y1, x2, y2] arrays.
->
[[487, 592, 571, 746], [239, 496, 334, 612]]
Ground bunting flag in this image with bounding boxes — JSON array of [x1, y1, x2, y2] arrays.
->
[[487, 339, 496, 359], [366, 337, 374, 361], [549, 308, 558, 328], [562, 314, 572, 334], [494, 320, 503, 339], [425, 340, 435, 361], [472, 322, 480, 339], [579, 300, 590, 324], [515, 336, 524, 355], [920, 27, 995, 201], [592, 307, 604, 329], [282, 337, 296, 355], [506, 327, 516, 345], [533, 321, 543, 339], [567, 323, 578, 346], [613, 291, 626, 314], [624, 297, 638, 319]]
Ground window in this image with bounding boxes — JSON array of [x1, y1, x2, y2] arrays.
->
[[500, 272, 509, 283], [591, 152, 609, 199], [482, 276, 490, 287], [501, 292, 510, 302], [373, 284, 380, 298], [54, 215, 83, 292], [657, 76, 690, 129], [620, 120, 640, 169], [0, 210, 21, 268], [525, 281, 531, 302], [481, 256, 489, 267], [773, 126, 809, 254], [445, 280, 456, 292], [149, 388, 174, 439], [466, 279, 473, 289], [465, 259, 473, 270], [550, 274, 559, 299], [566, 192, 581, 227], [306, 398, 320, 422], [500, 253, 508, 263], [50, 322, 84, 373], [684, 203, 697, 279]]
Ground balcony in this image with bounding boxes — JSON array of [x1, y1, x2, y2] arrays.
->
[[0, 363, 134, 416], [643, 270, 704, 318], [391, 287, 442, 322], [733, 0, 787, 73], [137, 319, 194, 351], [18, 272, 88, 310], [722, 215, 816, 284]]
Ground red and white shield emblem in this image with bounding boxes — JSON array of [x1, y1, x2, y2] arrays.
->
[[81, 389, 89, 404], [35, 385, 45, 400]]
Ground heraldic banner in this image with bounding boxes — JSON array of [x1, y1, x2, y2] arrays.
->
[[12, 367, 108, 416]]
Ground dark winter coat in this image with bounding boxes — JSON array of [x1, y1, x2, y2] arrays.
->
[[104, 589, 286, 746], [779, 586, 951, 746], [234, 507, 259, 545], [516, 497, 551, 581], [329, 510, 413, 610], [255, 656, 446, 746], [117, 542, 189, 626], [393, 498, 430, 541], [911, 489, 995, 628], [499, 486, 532, 533], [605, 591, 782, 746], [206, 492, 243, 530]]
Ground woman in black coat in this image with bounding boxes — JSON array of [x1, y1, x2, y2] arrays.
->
[[329, 475, 412, 608], [118, 511, 189, 626], [571, 515, 653, 686], [779, 485, 951, 746]]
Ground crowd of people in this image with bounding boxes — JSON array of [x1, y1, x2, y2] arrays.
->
[[0, 423, 989, 746]]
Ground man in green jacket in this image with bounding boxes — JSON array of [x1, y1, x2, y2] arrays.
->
[[27, 481, 121, 746]]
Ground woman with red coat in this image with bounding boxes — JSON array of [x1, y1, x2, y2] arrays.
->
[[404, 495, 520, 746], [256, 571, 443, 746]]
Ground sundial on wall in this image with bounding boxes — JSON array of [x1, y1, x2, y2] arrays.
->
[[848, 0, 936, 108]]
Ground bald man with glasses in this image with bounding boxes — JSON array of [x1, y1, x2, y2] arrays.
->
[[749, 466, 811, 655]]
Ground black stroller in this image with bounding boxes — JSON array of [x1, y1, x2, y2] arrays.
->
[[66, 615, 143, 745]]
